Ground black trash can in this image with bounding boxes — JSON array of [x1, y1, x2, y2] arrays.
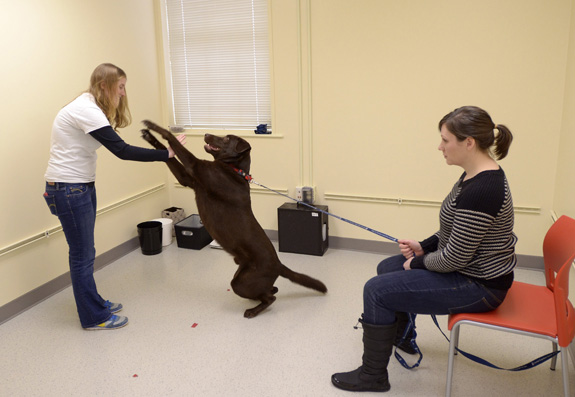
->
[[137, 221, 163, 255]]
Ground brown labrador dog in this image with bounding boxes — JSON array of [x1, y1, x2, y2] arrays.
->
[[141, 120, 327, 318]]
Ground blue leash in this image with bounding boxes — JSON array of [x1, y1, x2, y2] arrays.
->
[[234, 169, 398, 243], [236, 168, 422, 368], [430, 314, 560, 371], [236, 169, 423, 369], [394, 313, 423, 370], [238, 169, 557, 372]]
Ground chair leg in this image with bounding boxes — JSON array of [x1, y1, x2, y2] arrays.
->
[[445, 324, 460, 397], [452, 325, 460, 356], [560, 349, 570, 397], [550, 342, 557, 371]]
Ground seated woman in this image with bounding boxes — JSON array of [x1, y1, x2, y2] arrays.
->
[[332, 105, 517, 393]]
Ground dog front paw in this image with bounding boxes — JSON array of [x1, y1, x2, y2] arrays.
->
[[141, 128, 154, 143], [142, 119, 158, 130], [142, 120, 171, 139], [141, 129, 166, 150]]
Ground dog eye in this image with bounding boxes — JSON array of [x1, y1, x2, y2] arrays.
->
[[224, 137, 230, 143]]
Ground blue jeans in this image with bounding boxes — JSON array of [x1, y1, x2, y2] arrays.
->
[[362, 254, 508, 325], [44, 182, 111, 328]]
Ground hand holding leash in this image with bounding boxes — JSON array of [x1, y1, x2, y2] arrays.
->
[[398, 239, 422, 258]]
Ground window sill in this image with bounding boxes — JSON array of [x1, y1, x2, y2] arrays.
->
[[181, 130, 283, 139]]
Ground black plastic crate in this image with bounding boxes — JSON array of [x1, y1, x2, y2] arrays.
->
[[174, 214, 213, 250]]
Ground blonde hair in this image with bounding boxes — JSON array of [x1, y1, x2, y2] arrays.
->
[[88, 63, 132, 130]]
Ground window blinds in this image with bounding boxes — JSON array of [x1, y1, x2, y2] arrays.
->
[[164, 0, 271, 130]]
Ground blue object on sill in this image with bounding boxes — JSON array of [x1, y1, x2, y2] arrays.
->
[[254, 124, 270, 134]]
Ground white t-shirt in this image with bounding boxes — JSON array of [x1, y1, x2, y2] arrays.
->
[[45, 93, 111, 183]]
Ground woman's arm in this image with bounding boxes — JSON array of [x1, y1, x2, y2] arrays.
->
[[89, 125, 169, 162]]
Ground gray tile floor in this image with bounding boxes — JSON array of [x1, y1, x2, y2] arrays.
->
[[1, 242, 573, 396]]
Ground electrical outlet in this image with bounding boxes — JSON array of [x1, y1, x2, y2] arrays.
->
[[295, 186, 303, 201]]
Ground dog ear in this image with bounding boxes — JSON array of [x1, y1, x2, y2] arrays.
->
[[234, 138, 251, 154]]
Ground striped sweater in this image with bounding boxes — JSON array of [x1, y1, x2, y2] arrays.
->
[[410, 168, 517, 289]]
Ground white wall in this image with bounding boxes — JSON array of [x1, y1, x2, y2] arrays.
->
[[169, 0, 575, 255], [2, 0, 575, 310], [0, 0, 169, 306], [557, 0, 575, 219]]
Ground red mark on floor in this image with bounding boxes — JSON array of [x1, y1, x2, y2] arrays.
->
[[191, 323, 198, 328]]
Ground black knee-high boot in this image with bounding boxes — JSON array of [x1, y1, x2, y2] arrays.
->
[[331, 321, 398, 392]]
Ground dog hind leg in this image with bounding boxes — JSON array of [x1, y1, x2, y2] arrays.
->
[[231, 270, 278, 318], [243, 295, 276, 319]]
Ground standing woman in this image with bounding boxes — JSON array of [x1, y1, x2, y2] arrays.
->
[[44, 63, 183, 330], [332, 106, 517, 392]]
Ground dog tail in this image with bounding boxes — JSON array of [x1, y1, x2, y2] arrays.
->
[[279, 264, 327, 293]]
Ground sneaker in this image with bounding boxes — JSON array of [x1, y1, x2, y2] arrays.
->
[[84, 315, 129, 330], [104, 300, 123, 313]]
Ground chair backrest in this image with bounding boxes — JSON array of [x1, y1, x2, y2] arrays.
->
[[542, 215, 575, 346]]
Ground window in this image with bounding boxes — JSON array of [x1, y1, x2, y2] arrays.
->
[[162, 0, 271, 131]]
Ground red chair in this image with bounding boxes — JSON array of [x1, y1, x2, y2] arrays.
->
[[445, 215, 575, 397]]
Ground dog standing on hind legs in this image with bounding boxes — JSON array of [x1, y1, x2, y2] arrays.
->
[[140, 120, 327, 318]]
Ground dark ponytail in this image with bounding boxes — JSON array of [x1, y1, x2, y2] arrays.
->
[[492, 124, 512, 160], [439, 106, 513, 160]]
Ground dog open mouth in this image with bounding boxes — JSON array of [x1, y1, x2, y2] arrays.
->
[[204, 143, 221, 153]]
